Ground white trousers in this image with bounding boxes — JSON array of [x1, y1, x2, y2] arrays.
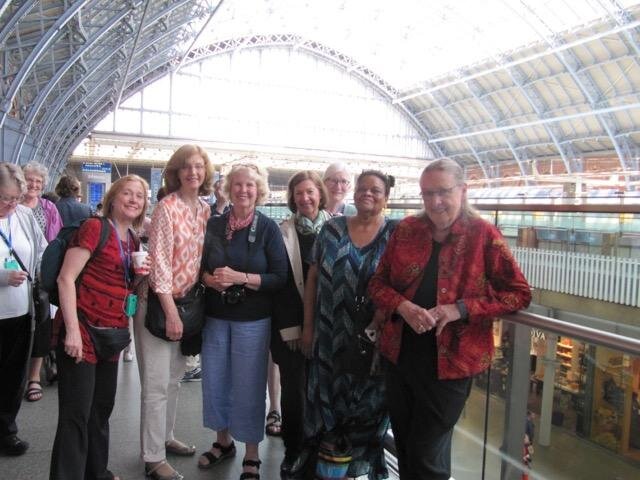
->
[[133, 286, 187, 463]]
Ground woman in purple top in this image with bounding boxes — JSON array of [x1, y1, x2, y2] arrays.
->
[[21, 161, 63, 402]]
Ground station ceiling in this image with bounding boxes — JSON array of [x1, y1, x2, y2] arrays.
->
[[2, 0, 640, 184]]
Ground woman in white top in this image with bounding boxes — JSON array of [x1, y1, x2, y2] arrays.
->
[[0, 162, 47, 456]]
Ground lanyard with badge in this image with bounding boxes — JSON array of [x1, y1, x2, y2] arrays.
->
[[0, 216, 23, 272], [112, 220, 138, 316]]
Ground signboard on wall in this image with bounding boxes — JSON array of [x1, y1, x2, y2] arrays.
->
[[81, 162, 111, 173], [150, 167, 163, 203]]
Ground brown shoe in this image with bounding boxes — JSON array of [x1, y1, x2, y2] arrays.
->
[[165, 439, 196, 456]]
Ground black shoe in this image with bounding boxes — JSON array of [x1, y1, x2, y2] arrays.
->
[[181, 367, 202, 382], [280, 456, 295, 477], [0, 434, 29, 456]]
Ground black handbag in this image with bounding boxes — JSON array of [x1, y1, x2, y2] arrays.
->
[[145, 282, 205, 341], [334, 305, 378, 378], [32, 279, 51, 325], [334, 251, 381, 379], [79, 312, 131, 360]]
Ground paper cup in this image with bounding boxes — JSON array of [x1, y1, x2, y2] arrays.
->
[[132, 251, 148, 274]]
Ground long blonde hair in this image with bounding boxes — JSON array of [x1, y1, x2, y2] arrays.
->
[[102, 175, 150, 229]]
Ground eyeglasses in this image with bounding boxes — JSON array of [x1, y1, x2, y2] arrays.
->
[[420, 186, 460, 199], [326, 178, 350, 186], [0, 194, 23, 204]]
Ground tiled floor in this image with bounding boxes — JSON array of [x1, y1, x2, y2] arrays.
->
[[3, 356, 640, 480]]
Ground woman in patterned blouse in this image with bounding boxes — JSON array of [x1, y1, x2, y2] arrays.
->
[[136, 145, 213, 480], [368, 158, 531, 480]]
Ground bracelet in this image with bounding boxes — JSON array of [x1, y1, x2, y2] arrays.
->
[[243, 272, 249, 286]]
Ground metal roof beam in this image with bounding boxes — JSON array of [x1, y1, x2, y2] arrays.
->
[[30, 1, 195, 162], [555, 45, 630, 171], [506, 65, 574, 173], [172, 0, 225, 74], [393, 19, 640, 104], [429, 102, 640, 143], [49, 66, 170, 171], [0, 0, 91, 129], [10, 6, 134, 163], [42, 54, 175, 166], [0, 1, 37, 48], [429, 89, 492, 180], [112, 0, 152, 113]]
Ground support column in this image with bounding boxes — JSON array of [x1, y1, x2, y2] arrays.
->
[[500, 322, 532, 480], [539, 336, 558, 446]]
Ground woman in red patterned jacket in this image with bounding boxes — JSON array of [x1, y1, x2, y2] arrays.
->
[[368, 159, 531, 480]]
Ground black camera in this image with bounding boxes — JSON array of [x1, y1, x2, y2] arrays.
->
[[221, 285, 246, 305]]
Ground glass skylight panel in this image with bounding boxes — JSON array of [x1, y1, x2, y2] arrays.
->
[[190, 0, 632, 90]]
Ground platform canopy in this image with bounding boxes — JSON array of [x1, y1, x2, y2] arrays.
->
[[2, 0, 640, 184]]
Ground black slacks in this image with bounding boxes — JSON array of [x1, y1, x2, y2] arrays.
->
[[49, 346, 118, 480], [386, 361, 472, 480], [272, 343, 306, 460], [0, 314, 31, 438]]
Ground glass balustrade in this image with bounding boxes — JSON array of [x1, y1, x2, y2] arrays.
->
[[442, 312, 640, 480]]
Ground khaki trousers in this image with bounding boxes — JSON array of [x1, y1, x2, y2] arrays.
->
[[133, 286, 187, 463]]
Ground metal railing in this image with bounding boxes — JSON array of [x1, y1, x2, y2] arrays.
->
[[513, 247, 640, 307], [384, 310, 640, 480]]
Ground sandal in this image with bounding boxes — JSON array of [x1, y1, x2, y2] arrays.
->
[[144, 460, 183, 480], [198, 441, 236, 469], [265, 410, 282, 436], [240, 459, 261, 480], [25, 381, 43, 402]]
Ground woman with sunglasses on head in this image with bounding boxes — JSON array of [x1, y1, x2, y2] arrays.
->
[[296, 170, 396, 480], [368, 159, 531, 479], [323, 163, 356, 217], [136, 145, 213, 480], [0, 162, 47, 457], [199, 163, 287, 480], [49, 175, 149, 480]]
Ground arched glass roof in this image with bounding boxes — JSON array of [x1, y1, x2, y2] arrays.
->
[[1, 0, 640, 187], [199, 0, 638, 89]]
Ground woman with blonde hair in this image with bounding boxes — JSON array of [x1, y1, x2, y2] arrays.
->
[[49, 174, 150, 480], [198, 163, 288, 480], [136, 144, 213, 480]]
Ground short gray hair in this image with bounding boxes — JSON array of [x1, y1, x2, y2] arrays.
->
[[0, 162, 27, 195], [323, 162, 350, 181], [22, 161, 49, 186]]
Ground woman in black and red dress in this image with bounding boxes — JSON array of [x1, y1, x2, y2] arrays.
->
[[49, 175, 150, 480]]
